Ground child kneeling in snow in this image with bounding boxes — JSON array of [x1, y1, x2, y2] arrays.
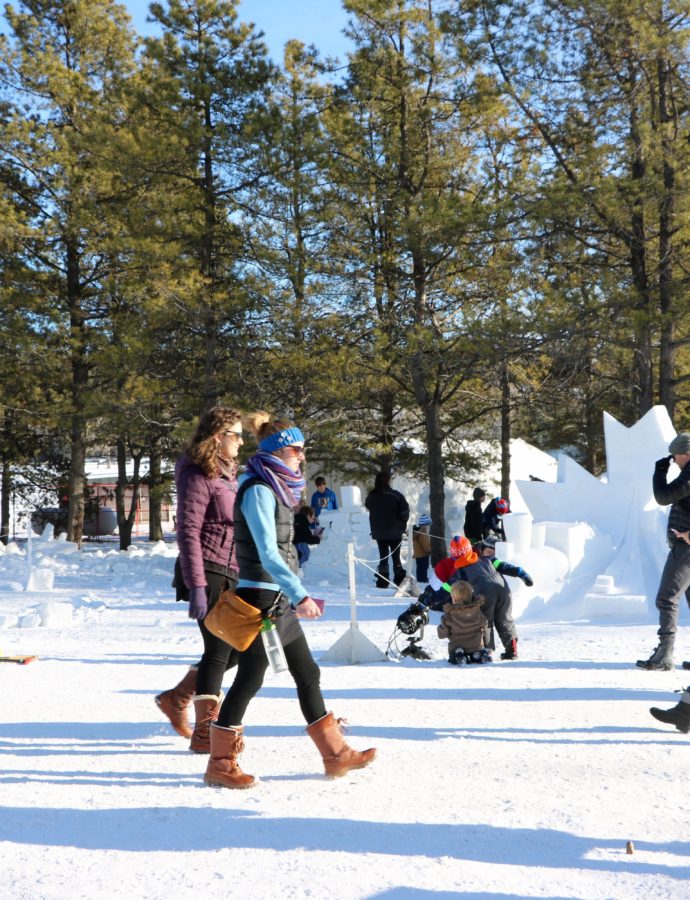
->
[[437, 581, 492, 665]]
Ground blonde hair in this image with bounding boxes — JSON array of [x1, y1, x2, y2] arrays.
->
[[244, 410, 294, 443], [450, 581, 473, 606], [185, 406, 242, 478]]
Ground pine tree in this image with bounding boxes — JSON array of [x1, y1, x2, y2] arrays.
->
[[0, 0, 140, 542], [324, 0, 510, 558], [141, 0, 274, 409], [479, 0, 690, 419]]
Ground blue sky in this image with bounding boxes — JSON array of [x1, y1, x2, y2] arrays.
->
[[124, 0, 353, 63]]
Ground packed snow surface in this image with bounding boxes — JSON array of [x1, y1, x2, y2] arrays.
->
[[1, 533, 689, 900]]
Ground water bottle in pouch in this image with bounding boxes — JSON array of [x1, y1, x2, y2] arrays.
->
[[261, 618, 288, 674]]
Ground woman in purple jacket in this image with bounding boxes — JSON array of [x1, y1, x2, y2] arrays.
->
[[156, 406, 244, 752]]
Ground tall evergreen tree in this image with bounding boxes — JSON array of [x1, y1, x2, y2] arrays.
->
[[0, 0, 139, 542], [325, 0, 509, 557], [479, 0, 690, 419], [142, 0, 275, 410]]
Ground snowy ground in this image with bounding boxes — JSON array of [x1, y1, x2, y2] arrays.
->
[[1, 539, 689, 900]]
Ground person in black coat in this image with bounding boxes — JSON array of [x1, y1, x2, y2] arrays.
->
[[464, 486, 487, 544], [365, 472, 410, 588]]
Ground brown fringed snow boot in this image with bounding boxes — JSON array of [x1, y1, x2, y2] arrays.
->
[[307, 712, 377, 778], [155, 666, 197, 738], [189, 694, 222, 754], [204, 724, 257, 789]]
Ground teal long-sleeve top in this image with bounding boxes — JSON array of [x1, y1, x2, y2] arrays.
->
[[236, 478, 307, 605]]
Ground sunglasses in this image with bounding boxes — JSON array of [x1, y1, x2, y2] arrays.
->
[[222, 431, 243, 441]]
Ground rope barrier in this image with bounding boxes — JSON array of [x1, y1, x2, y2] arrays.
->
[[350, 550, 418, 599]]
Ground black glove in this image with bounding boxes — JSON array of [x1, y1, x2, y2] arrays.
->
[[655, 456, 672, 472], [516, 567, 533, 587], [418, 584, 436, 607]]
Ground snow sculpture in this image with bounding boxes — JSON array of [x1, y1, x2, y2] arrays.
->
[[513, 406, 676, 621]]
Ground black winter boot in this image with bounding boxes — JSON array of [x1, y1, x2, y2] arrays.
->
[[649, 687, 690, 734], [636, 640, 674, 671], [500, 638, 518, 660]]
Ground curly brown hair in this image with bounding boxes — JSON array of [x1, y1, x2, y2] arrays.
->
[[185, 406, 242, 478]]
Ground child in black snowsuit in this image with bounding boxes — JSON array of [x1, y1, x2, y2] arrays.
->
[[482, 497, 509, 541], [437, 581, 492, 665]]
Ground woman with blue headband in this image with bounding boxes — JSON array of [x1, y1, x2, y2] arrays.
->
[[204, 411, 376, 788]]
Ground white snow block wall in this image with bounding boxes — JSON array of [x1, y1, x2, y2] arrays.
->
[[516, 406, 678, 622]]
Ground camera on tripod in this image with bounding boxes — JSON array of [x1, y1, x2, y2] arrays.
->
[[396, 600, 429, 636], [387, 586, 441, 661]]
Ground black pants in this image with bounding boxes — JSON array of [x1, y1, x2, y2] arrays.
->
[[479, 581, 518, 650], [194, 569, 238, 696], [217, 630, 326, 728], [376, 539, 405, 586], [655, 541, 690, 639]]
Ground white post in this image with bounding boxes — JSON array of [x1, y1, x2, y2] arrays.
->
[[347, 542, 358, 626], [321, 541, 388, 664]]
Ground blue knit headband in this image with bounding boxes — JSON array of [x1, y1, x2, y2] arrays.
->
[[258, 427, 305, 453]]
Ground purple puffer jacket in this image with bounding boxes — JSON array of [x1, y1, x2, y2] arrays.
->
[[175, 455, 238, 590]]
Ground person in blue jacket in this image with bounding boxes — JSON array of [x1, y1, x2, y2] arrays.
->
[[310, 476, 338, 518], [204, 412, 375, 789]]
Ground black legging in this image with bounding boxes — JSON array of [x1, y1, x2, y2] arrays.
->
[[194, 569, 239, 696], [217, 630, 326, 728]]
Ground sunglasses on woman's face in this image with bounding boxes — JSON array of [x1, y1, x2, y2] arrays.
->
[[222, 431, 243, 441], [286, 445, 305, 456]]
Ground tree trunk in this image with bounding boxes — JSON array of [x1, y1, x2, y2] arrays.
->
[[656, 52, 676, 415], [148, 445, 164, 542], [500, 360, 511, 501], [423, 398, 447, 566], [115, 437, 143, 550], [409, 250, 447, 564], [1, 459, 10, 545], [65, 238, 87, 546], [628, 79, 655, 416]]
